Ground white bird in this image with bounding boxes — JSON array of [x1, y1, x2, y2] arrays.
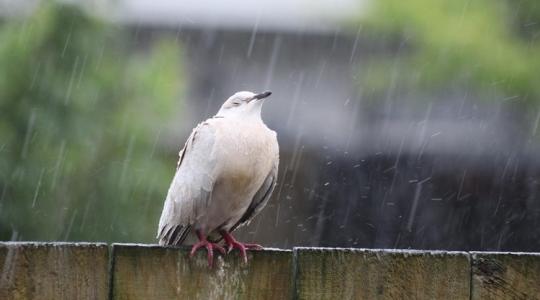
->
[[157, 91, 279, 266]]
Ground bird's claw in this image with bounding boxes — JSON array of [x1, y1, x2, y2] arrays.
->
[[226, 242, 263, 253], [224, 239, 263, 264], [189, 240, 226, 267]]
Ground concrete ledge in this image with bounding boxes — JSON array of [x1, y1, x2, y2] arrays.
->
[[0, 242, 109, 300], [2, 242, 540, 299]]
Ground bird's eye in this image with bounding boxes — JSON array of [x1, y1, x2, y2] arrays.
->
[[232, 102, 240, 106]]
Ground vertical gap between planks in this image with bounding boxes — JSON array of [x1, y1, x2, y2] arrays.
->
[[292, 247, 299, 300], [468, 252, 473, 300], [107, 244, 116, 300]]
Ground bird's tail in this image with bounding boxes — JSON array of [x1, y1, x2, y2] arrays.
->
[[157, 224, 192, 246]]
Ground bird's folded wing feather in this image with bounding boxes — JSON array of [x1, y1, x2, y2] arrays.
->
[[157, 121, 217, 245], [230, 157, 279, 232]]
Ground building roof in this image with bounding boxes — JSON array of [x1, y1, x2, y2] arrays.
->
[[1, 0, 366, 33], [111, 0, 366, 33]]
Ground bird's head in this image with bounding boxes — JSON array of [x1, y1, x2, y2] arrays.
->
[[216, 91, 272, 118]]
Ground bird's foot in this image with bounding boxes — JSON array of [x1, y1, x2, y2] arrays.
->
[[220, 230, 263, 264], [190, 232, 225, 267]]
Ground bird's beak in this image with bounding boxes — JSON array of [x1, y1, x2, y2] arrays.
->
[[252, 91, 272, 101]]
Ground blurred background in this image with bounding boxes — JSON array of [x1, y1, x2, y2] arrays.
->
[[1, 0, 540, 251]]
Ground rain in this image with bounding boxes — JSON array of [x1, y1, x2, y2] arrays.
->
[[0, 0, 540, 257]]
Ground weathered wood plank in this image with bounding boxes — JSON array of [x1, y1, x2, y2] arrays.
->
[[294, 247, 470, 300], [111, 243, 293, 300], [0, 242, 109, 300], [471, 252, 540, 300]]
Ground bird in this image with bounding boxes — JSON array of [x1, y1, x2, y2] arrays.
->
[[156, 90, 279, 267]]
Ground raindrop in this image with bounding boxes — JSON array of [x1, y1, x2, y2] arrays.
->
[[60, 30, 72, 58], [64, 56, 80, 105], [31, 169, 45, 208], [246, 15, 260, 58], [314, 60, 327, 88], [29, 62, 42, 90], [21, 109, 36, 159], [50, 140, 66, 190], [406, 177, 430, 232], [63, 209, 77, 241], [264, 35, 282, 89], [349, 25, 362, 63]]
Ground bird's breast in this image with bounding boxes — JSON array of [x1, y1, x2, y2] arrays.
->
[[214, 121, 277, 194]]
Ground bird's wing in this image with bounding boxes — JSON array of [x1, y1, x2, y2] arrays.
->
[[230, 156, 279, 232], [157, 120, 218, 245]]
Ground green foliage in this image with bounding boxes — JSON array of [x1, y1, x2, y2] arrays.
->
[[360, 0, 540, 104], [0, 3, 184, 242]]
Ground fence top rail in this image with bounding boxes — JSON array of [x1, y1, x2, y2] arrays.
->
[[1, 242, 540, 256]]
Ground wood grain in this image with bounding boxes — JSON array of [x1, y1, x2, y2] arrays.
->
[[111, 244, 293, 300], [0, 242, 109, 300], [472, 252, 540, 300], [294, 247, 470, 300]]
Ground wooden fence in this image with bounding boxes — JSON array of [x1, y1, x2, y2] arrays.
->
[[1, 242, 539, 299]]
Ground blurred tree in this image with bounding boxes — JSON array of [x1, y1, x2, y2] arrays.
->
[[360, 0, 540, 107], [0, 2, 183, 242]]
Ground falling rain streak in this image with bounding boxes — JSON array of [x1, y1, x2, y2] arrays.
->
[[31, 169, 44, 208]]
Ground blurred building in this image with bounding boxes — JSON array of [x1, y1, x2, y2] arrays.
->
[[116, 0, 540, 251]]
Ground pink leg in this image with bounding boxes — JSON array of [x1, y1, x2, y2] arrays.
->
[[219, 230, 263, 264], [190, 230, 226, 267]]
